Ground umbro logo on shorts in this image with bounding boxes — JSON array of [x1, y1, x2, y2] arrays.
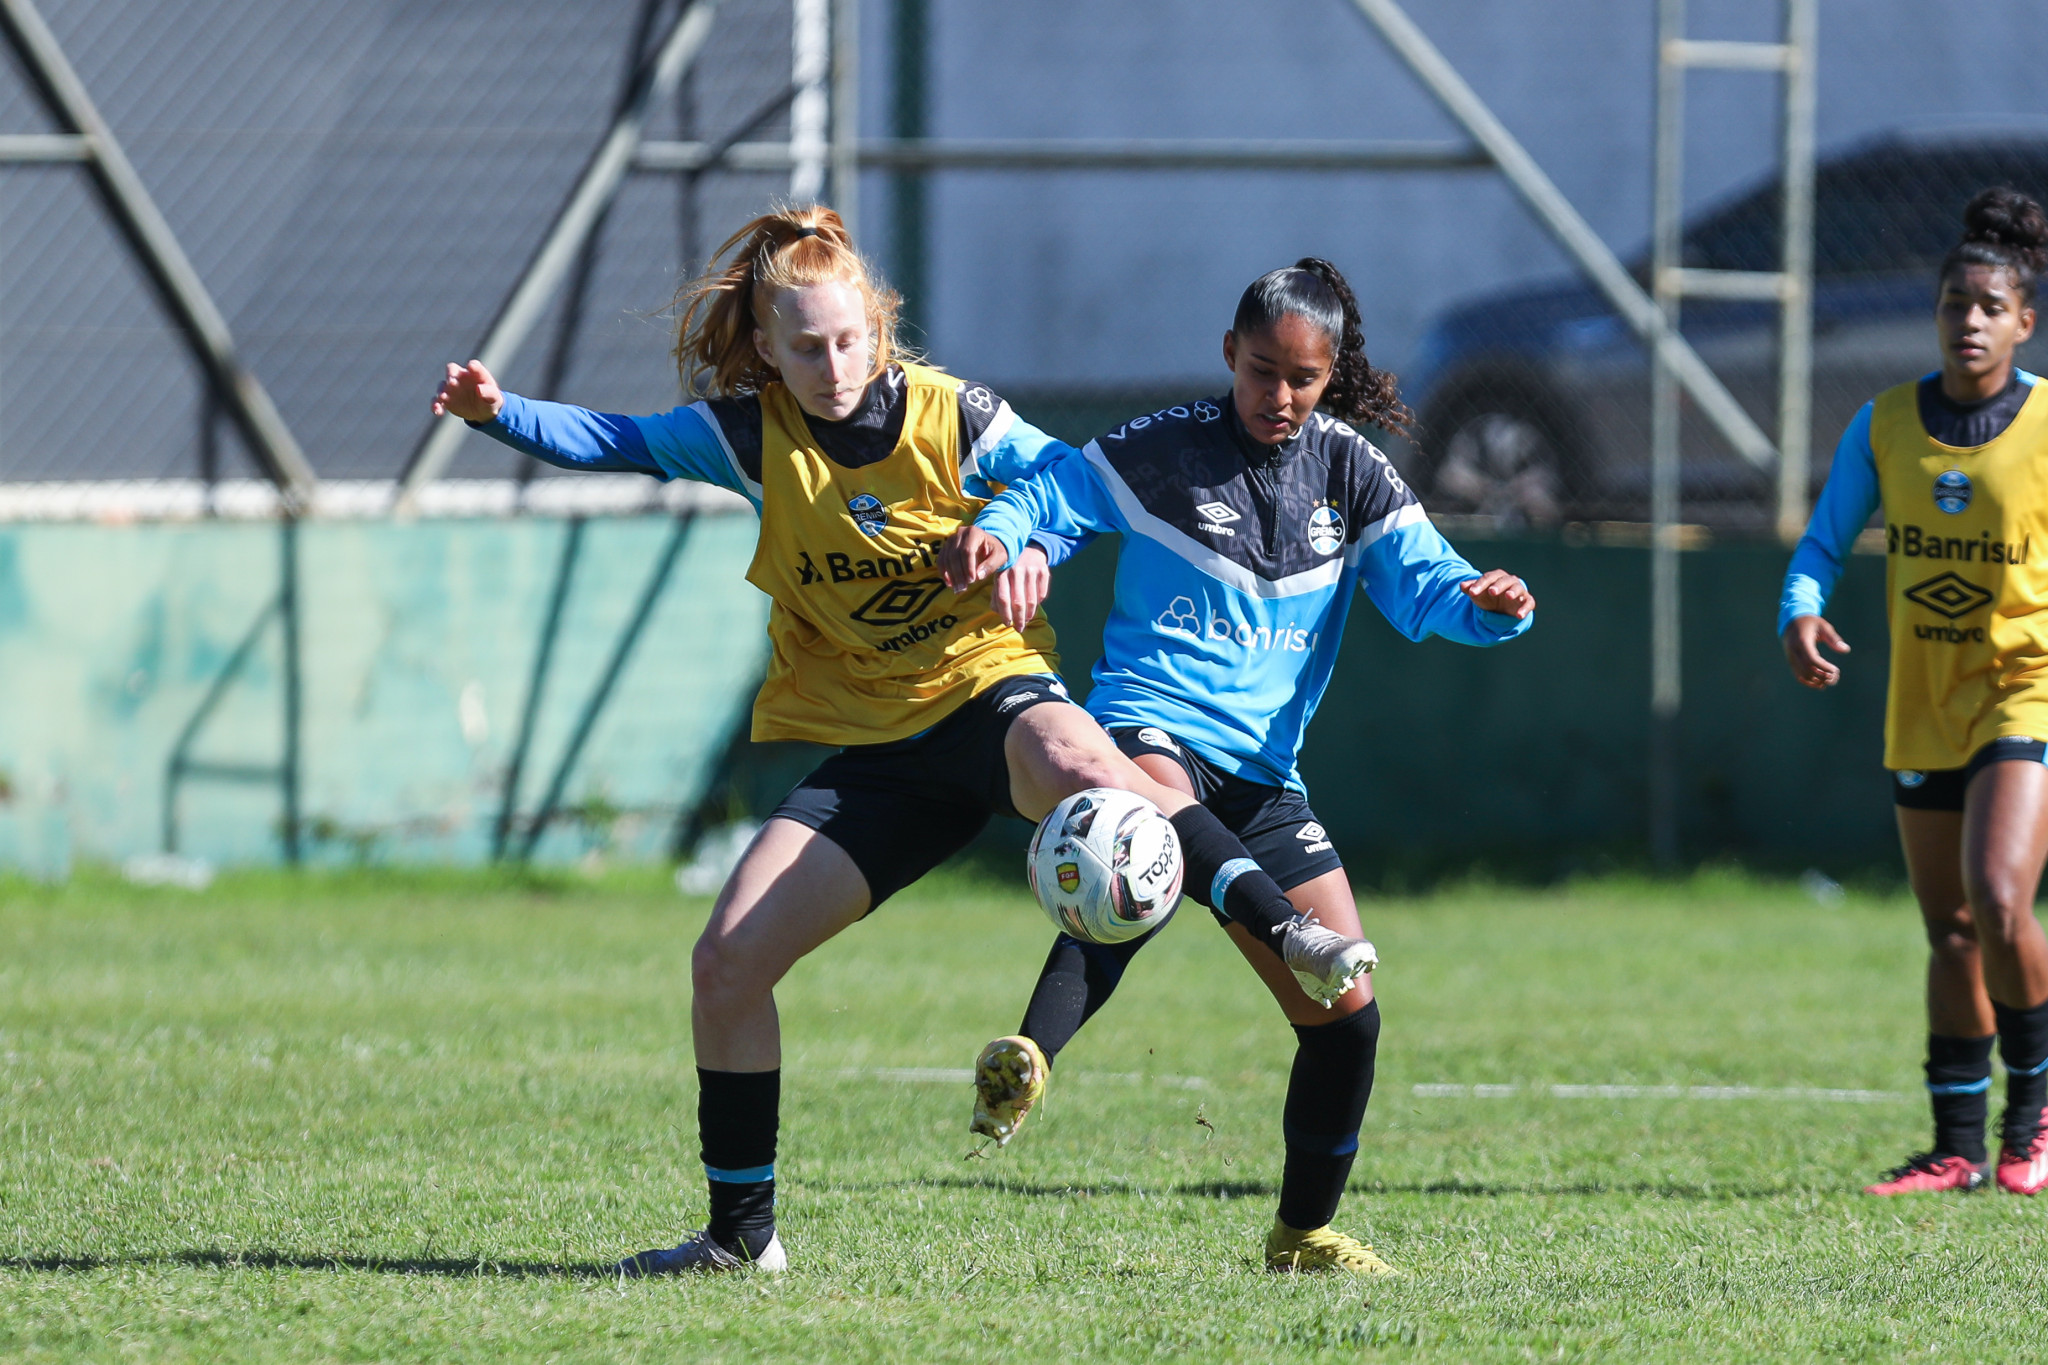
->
[[1296, 821, 1333, 854]]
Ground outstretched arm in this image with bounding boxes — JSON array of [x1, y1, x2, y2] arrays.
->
[[432, 359, 754, 497], [1359, 517, 1534, 644]]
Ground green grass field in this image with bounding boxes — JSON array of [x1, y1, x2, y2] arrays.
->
[[3, 865, 2045, 1362]]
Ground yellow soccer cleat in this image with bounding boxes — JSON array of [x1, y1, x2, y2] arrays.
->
[[971, 1035, 1049, 1147], [1264, 1219, 1399, 1276]]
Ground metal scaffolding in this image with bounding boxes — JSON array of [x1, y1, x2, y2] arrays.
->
[[0, 0, 315, 861], [0, 0, 316, 507], [1648, 0, 1817, 864], [387, 0, 1820, 867], [401, 0, 1791, 515]]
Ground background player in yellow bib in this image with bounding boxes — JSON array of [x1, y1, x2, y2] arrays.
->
[[432, 206, 1377, 1273], [1781, 187, 2048, 1196]]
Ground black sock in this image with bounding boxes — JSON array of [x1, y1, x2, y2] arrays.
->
[[1995, 999, 2048, 1147], [1170, 805, 1298, 941], [698, 1067, 778, 1259], [1277, 1001, 1379, 1232], [1926, 1033, 1994, 1164], [1017, 930, 1153, 1064]]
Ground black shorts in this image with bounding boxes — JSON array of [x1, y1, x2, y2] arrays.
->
[[1111, 724, 1342, 926], [771, 673, 1071, 909], [1893, 736, 2048, 811]]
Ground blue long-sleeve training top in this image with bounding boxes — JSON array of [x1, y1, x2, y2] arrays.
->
[[472, 363, 1074, 513], [1779, 369, 2040, 635], [975, 398, 1531, 790]]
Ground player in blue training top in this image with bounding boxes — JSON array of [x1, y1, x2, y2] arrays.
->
[[939, 258, 1535, 1274]]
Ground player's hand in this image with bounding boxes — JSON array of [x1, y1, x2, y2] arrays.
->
[[991, 545, 1051, 630], [1461, 569, 1535, 620], [432, 360, 504, 423], [939, 525, 1009, 592], [1783, 614, 1849, 689]]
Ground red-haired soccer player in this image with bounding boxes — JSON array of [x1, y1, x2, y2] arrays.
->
[[1781, 187, 2048, 1195], [432, 207, 1376, 1273]]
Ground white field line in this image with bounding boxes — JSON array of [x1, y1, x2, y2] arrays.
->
[[1414, 1082, 1908, 1103], [839, 1067, 1206, 1090]]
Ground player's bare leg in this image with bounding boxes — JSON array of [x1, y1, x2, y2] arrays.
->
[[691, 818, 873, 1071], [1002, 700, 1197, 822], [1897, 807, 1990, 1038], [1873, 790, 2047, 1197], [1962, 761, 2048, 1193], [1135, 759, 1386, 1272], [1960, 762, 2048, 1009], [621, 819, 870, 1275], [1228, 869, 1373, 1024]]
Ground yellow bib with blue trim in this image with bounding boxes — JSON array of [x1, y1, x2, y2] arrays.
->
[[744, 361, 1060, 746], [1877, 378, 2048, 770]]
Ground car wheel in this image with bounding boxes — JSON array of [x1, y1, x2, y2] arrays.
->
[[1423, 396, 1574, 527]]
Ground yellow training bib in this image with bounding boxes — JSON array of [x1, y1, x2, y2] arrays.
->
[[1877, 378, 2048, 770], [743, 362, 1060, 746]]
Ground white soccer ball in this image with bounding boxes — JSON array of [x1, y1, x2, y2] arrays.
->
[[1027, 788, 1184, 944]]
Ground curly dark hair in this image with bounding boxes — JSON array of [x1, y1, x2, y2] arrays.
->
[[1231, 257, 1414, 436], [1940, 185, 2047, 303]]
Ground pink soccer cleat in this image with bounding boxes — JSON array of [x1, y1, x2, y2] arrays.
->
[[1997, 1107, 2048, 1195], [1863, 1153, 1987, 1196]]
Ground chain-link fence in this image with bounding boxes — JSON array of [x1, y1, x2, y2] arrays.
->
[[860, 0, 2047, 539], [0, 0, 802, 491], [0, 0, 2041, 536], [1412, 131, 2048, 536]]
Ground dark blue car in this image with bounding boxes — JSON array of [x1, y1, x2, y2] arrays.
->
[[1404, 130, 2048, 528]]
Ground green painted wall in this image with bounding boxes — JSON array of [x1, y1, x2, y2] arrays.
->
[[0, 515, 767, 872], [0, 515, 1900, 879]]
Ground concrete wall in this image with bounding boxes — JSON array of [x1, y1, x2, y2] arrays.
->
[[0, 514, 767, 873]]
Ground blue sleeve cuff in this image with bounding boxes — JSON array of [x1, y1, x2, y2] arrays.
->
[[1777, 575, 1828, 636], [1477, 607, 1533, 639], [1027, 528, 1092, 568], [976, 501, 1036, 566]]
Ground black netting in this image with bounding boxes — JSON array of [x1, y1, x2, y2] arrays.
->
[[0, 0, 799, 483]]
